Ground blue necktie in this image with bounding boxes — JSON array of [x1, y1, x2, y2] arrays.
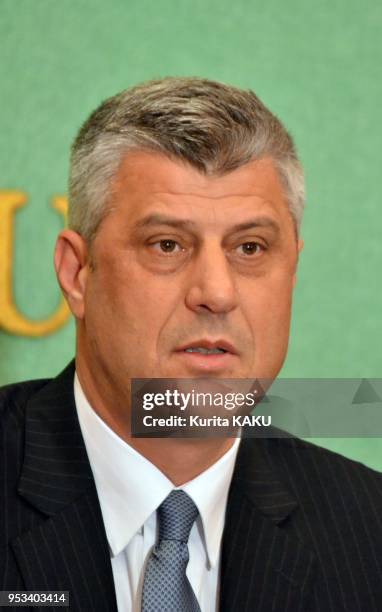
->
[[141, 490, 202, 612]]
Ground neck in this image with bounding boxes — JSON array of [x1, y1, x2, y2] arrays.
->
[[127, 437, 236, 486], [75, 358, 236, 486]]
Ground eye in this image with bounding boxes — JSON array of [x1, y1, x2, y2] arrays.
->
[[236, 242, 263, 256], [152, 239, 182, 254]]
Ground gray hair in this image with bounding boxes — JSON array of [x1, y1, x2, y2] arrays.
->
[[68, 77, 305, 241]]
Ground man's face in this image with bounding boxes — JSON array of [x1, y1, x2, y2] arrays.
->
[[68, 151, 302, 389]]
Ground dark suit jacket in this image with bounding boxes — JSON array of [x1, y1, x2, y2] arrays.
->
[[1, 361, 382, 611]]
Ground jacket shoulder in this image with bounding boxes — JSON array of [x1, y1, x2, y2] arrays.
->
[[269, 435, 382, 512], [0, 377, 52, 427], [275, 434, 382, 473]]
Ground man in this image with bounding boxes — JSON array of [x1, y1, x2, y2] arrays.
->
[[1, 78, 381, 611]]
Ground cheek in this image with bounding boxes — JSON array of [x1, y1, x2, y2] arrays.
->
[[244, 275, 294, 340], [86, 259, 179, 338]]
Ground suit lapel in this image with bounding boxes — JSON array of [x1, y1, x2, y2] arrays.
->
[[12, 362, 316, 611], [12, 361, 118, 612], [220, 436, 317, 612]]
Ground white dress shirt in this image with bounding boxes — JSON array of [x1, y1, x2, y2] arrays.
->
[[74, 374, 240, 612]]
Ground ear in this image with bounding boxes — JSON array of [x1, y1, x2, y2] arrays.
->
[[293, 238, 304, 288], [54, 229, 89, 319]]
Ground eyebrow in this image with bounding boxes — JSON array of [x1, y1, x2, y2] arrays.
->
[[133, 214, 280, 233]]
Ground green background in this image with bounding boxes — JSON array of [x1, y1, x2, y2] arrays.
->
[[1, 1, 381, 467]]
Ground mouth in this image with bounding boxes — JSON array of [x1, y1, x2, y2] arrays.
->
[[176, 339, 237, 355], [174, 339, 238, 372]]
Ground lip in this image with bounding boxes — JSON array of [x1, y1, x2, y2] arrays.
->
[[174, 339, 238, 373], [175, 339, 238, 355], [175, 351, 237, 373]]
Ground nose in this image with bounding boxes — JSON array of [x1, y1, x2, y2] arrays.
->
[[185, 241, 238, 315]]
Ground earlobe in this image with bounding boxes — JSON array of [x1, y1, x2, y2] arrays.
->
[[54, 230, 89, 319]]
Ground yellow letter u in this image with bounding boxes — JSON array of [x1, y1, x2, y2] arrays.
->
[[0, 191, 70, 337]]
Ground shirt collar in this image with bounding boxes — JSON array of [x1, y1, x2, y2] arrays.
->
[[74, 373, 240, 567], [180, 435, 240, 567]]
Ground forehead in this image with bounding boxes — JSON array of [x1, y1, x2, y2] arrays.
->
[[108, 150, 294, 231]]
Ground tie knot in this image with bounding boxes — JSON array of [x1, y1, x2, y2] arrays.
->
[[157, 490, 199, 543]]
